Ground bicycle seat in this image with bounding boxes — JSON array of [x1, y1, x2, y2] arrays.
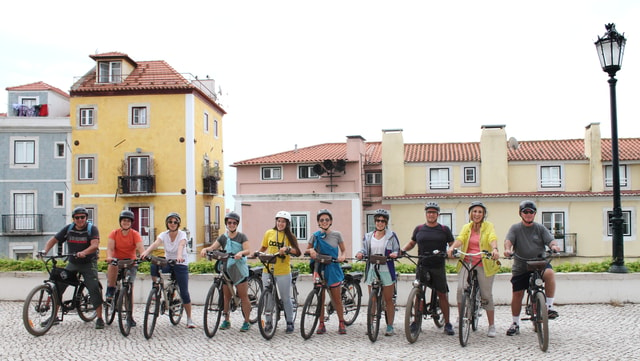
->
[[316, 254, 333, 264], [369, 255, 387, 265], [526, 260, 548, 271]]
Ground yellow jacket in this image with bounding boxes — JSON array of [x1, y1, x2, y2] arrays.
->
[[455, 221, 500, 277]]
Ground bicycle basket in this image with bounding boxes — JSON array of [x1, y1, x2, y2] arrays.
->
[[316, 254, 333, 264], [50, 267, 80, 286], [148, 256, 168, 267], [526, 260, 548, 271], [208, 250, 229, 261], [369, 254, 387, 265], [117, 259, 135, 269]]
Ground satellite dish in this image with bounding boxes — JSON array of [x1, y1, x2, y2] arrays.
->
[[335, 159, 346, 172], [508, 137, 519, 150], [323, 159, 335, 171], [313, 164, 325, 175]]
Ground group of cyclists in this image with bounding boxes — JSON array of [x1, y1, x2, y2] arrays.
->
[[38, 199, 561, 340]]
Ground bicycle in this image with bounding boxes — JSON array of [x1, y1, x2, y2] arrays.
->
[[452, 249, 493, 347], [142, 256, 184, 339], [364, 254, 394, 342], [511, 250, 555, 352], [254, 252, 300, 339], [324, 263, 362, 326], [104, 258, 138, 337], [203, 250, 255, 337], [247, 264, 264, 324], [23, 253, 99, 336], [403, 250, 446, 343]]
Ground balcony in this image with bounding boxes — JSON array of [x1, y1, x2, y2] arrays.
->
[[1, 214, 44, 235], [203, 177, 219, 195], [118, 175, 155, 194]]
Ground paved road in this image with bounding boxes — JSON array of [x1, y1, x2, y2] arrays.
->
[[3, 301, 637, 361]]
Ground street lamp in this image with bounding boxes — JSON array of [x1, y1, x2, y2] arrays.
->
[[595, 23, 628, 273]]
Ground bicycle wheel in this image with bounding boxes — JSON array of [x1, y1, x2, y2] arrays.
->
[[366, 288, 382, 342], [290, 282, 299, 324], [168, 285, 184, 325], [203, 283, 223, 338], [258, 289, 278, 340], [76, 283, 98, 322], [534, 292, 549, 351], [104, 287, 119, 325], [430, 288, 444, 328], [459, 292, 471, 347], [471, 282, 481, 331], [143, 286, 161, 339], [300, 290, 321, 340], [404, 287, 423, 343], [342, 280, 361, 326], [117, 284, 133, 336], [247, 275, 263, 324], [23, 284, 58, 336]]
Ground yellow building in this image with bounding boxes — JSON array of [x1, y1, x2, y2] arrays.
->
[[69, 52, 225, 260]]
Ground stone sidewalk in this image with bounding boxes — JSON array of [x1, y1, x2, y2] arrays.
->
[[3, 300, 638, 360]]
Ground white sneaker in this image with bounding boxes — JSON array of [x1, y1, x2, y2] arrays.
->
[[487, 325, 496, 338], [186, 319, 196, 328]]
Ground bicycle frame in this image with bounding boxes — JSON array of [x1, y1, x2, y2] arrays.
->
[[300, 253, 338, 339], [366, 254, 390, 342], [453, 249, 491, 346], [143, 256, 183, 339]]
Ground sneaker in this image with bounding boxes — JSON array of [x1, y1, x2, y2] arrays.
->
[[95, 318, 105, 329], [444, 322, 454, 335], [220, 320, 231, 330], [338, 321, 347, 334], [548, 309, 559, 319], [384, 325, 395, 336], [316, 322, 326, 334], [264, 322, 273, 333], [105, 287, 115, 300], [240, 321, 251, 332], [506, 322, 520, 336], [409, 321, 419, 334], [187, 319, 196, 329], [40, 317, 62, 327], [286, 322, 294, 334], [487, 325, 496, 337], [128, 318, 137, 327]]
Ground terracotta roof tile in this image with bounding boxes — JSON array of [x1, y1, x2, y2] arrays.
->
[[405, 143, 480, 162], [508, 139, 587, 161], [233, 143, 383, 166], [6, 81, 69, 98], [602, 138, 640, 161]]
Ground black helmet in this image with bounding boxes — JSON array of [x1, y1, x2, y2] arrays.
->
[[225, 212, 240, 224], [373, 209, 390, 221], [317, 209, 333, 221], [119, 210, 135, 222], [519, 200, 537, 213], [424, 202, 440, 212], [72, 207, 88, 217], [468, 201, 487, 214], [165, 212, 181, 227]]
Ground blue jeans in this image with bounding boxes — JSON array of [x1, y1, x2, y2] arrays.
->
[[151, 263, 191, 305]]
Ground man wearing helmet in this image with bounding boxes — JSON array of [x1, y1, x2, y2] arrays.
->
[[40, 207, 105, 329], [401, 201, 456, 336], [306, 209, 348, 335], [256, 211, 302, 333], [200, 211, 253, 332], [105, 210, 145, 326], [504, 200, 561, 336]]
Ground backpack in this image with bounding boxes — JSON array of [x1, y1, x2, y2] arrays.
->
[[58, 222, 94, 254]]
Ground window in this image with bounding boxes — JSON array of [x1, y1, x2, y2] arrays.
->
[[78, 157, 95, 181], [215, 205, 221, 231], [13, 193, 35, 230], [128, 156, 150, 192], [204, 113, 209, 133], [607, 210, 632, 237], [54, 192, 64, 208], [291, 214, 308, 241], [438, 213, 453, 230], [366, 213, 376, 233], [55, 142, 65, 158], [365, 172, 382, 185], [131, 107, 147, 125], [21, 97, 37, 106], [79, 108, 94, 126], [299, 165, 319, 179], [14, 140, 35, 164], [85, 207, 96, 224], [540, 165, 562, 188], [542, 211, 566, 251], [261, 167, 282, 180], [98, 61, 122, 83], [429, 168, 450, 190], [463, 167, 477, 184], [214, 119, 219, 138], [605, 165, 628, 187]]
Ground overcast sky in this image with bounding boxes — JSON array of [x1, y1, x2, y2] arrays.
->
[[2, 0, 639, 209]]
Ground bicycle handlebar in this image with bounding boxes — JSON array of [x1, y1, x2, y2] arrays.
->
[[452, 249, 492, 259]]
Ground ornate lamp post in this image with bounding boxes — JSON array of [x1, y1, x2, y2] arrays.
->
[[595, 23, 628, 273]]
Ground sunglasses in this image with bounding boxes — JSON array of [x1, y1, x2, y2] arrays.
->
[[522, 210, 535, 215], [319, 218, 331, 222], [74, 216, 86, 220], [375, 219, 387, 223], [167, 220, 179, 224]]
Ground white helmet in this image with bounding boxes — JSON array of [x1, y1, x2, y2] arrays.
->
[[275, 211, 291, 222]]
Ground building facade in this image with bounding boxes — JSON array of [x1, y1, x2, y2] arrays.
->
[[0, 82, 71, 259]]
